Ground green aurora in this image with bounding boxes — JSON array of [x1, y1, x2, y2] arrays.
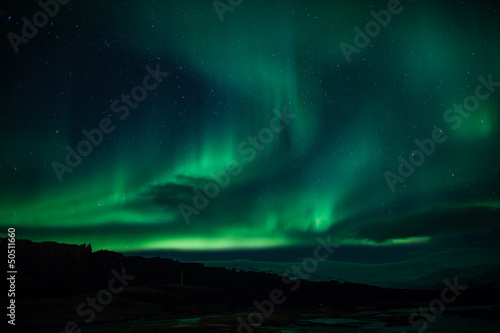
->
[[1, 0, 499, 268]]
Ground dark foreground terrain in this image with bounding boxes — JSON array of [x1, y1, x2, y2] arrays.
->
[[3, 239, 500, 332]]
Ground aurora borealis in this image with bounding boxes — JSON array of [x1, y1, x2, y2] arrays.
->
[[1, 0, 500, 278]]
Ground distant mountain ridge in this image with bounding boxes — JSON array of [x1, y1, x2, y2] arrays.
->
[[200, 247, 500, 290]]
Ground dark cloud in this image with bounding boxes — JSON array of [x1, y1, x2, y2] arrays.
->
[[332, 205, 500, 243]]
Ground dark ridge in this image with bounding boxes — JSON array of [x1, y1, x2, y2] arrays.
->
[[4, 238, 500, 332]]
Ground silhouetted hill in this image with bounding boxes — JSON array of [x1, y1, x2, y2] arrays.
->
[[3, 239, 500, 332], [9, 238, 409, 302]]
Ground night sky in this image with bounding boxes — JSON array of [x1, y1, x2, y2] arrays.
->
[[1, 0, 500, 284]]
